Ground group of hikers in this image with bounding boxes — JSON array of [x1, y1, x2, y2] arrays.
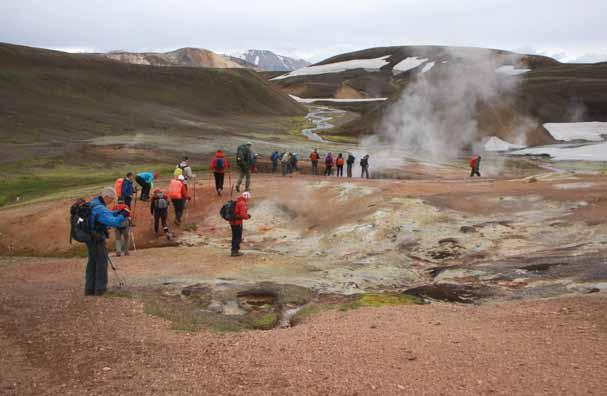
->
[[270, 148, 371, 179]]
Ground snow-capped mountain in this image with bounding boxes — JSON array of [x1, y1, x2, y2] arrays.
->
[[228, 50, 310, 71]]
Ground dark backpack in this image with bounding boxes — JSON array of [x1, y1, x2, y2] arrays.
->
[[215, 157, 225, 171], [70, 199, 94, 244], [155, 193, 169, 209], [220, 200, 236, 221]]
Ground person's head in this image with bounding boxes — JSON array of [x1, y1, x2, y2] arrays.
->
[[126, 172, 134, 180], [154, 172, 159, 179], [478, 155, 482, 160], [101, 186, 117, 206], [338, 153, 342, 157], [241, 191, 251, 201], [314, 148, 318, 153], [183, 156, 189, 161], [216, 149, 223, 155], [178, 175, 185, 182], [246, 142, 252, 147]]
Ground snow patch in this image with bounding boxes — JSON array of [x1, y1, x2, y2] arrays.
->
[[496, 65, 531, 76], [254, 55, 260, 66], [420, 61, 435, 73], [393, 57, 429, 74], [543, 122, 607, 142], [290, 95, 387, 104], [511, 142, 607, 161], [271, 56, 391, 80], [484, 136, 526, 152]]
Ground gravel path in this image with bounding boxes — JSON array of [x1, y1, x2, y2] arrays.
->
[[1, 257, 606, 396]]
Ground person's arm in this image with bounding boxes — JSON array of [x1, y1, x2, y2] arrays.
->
[[150, 198, 155, 215], [94, 206, 125, 228], [182, 184, 189, 200], [210, 158, 216, 171]]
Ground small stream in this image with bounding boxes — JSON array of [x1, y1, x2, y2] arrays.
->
[[302, 106, 346, 142]]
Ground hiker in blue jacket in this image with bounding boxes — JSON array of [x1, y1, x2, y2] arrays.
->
[[271, 151, 280, 174], [121, 172, 135, 208], [86, 187, 128, 296], [135, 171, 158, 201]]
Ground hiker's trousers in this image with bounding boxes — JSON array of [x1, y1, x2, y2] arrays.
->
[[336, 165, 344, 177], [214, 172, 225, 191], [236, 166, 251, 190], [85, 240, 108, 295], [172, 199, 185, 223], [347, 164, 353, 178], [154, 208, 168, 234], [231, 224, 243, 253], [135, 176, 151, 200], [361, 166, 369, 179], [114, 227, 130, 254], [311, 160, 318, 175]]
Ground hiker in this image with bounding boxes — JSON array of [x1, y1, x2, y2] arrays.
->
[[251, 152, 258, 173], [85, 187, 128, 296], [271, 151, 280, 174], [281, 152, 290, 176], [230, 191, 251, 257], [178, 157, 193, 181], [290, 152, 299, 172], [336, 154, 345, 177], [113, 197, 132, 257], [310, 149, 320, 175], [346, 153, 356, 178], [135, 171, 158, 201], [470, 155, 482, 177], [210, 150, 229, 196], [121, 172, 135, 208], [150, 188, 170, 236], [235, 142, 253, 192], [324, 152, 334, 176], [360, 155, 370, 179], [168, 175, 189, 225]]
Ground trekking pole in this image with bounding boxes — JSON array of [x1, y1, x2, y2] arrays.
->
[[107, 254, 127, 288], [229, 172, 233, 198], [130, 229, 137, 252]]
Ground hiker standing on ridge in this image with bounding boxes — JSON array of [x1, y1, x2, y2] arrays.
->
[[470, 155, 482, 177], [235, 142, 253, 192], [113, 197, 132, 257], [346, 153, 356, 178], [281, 152, 291, 176], [136, 171, 158, 201], [85, 187, 128, 296], [336, 153, 345, 177], [150, 188, 170, 236], [230, 192, 251, 257], [324, 152, 334, 176], [211, 149, 229, 196], [271, 151, 280, 174], [291, 152, 299, 172], [361, 155, 370, 179], [178, 157, 193, 181], [121, 172, 135, 208], [168, 175, 189, 225], [310, 149, 320, 175]]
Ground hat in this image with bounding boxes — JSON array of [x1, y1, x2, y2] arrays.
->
[[178, 175, 185, 181], [154, 172, 159, 178], [242, 192, 251, 200], [246, 142, 252, 146]]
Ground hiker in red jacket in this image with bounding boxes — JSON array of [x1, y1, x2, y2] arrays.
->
[[230, 191, 251, 257], [210, 150, 230, 196], [470, 155, 482, 177]]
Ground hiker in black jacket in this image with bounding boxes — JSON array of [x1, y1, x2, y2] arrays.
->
[[360, 155, 370, 179], [346, 153, 355, 178]]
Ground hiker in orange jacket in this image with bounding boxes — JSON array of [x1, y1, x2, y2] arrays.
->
[[470, 155, 481, 177], [335, 154, 345, 177], [168, 175, 190, 225], [210, 150, 229, 196], [230, 192, 251, 257]]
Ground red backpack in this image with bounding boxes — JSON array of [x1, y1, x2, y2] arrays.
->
[[114, 178, 124, 198]]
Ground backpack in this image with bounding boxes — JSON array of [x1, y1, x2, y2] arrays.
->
[[215, 157, 225, 171], [361, 157, 368, 167], [220, 200, 236, 221], [69, 199, 94, 244], [114, 178, 124, 198], [155, 192, 169, 209], [236, 145, 250, 166], [347, 155, 355, 165], [168, 179, 183, 199], [336, 158, 344, 166]]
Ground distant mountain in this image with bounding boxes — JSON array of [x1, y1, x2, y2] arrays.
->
[[228, 50, 310, 71], [98, 48, 245, 69]]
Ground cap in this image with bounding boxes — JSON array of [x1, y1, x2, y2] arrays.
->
[[242, 192, 251, 200], [178, 175, 185, 181]]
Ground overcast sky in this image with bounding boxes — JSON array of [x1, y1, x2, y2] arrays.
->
[[1, 0, 606, 63]]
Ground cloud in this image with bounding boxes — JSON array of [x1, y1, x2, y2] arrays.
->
[[571, 53, 607, 64]]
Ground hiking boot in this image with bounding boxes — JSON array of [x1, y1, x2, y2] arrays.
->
[[94, 290, 106, 296], [231, 251, 243, 257], [85, 290, 95, 296], [116, 252, 121, 257], [124, 251, 130, 256]]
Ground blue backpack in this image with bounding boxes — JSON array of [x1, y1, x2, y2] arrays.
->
[[215, 157, 225, 171]]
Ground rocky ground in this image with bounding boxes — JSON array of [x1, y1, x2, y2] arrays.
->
[[1, 160, 607, 395]]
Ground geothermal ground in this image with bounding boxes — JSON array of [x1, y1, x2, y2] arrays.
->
[[1, 158, 606, 395]]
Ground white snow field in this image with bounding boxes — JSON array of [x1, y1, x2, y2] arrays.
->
[[289, 95, 387, 104], [484, 136, 526, 152], [511, 142, 607, 161], [543, 122, 607, 142], [420, 61, 436, 74], [496, 65, 531, 75], [393, 57, 429, 73], [271, 56, 392, 80]]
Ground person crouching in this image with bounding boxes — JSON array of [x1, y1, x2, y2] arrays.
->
[[230, 192, 251, 257]]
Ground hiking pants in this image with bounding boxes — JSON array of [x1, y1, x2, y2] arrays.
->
[[214, 172, 225, 191], [311, 160, 318, 175], [123, 195, 132, 209], [236, 166, 251, 191], [231, 224, 243, 253], [347, 164, 353, 178], [85, 240, 108, 295], [361, 166, 369, 179], [336, 165, 344, 177], [136, 176, 151, 200], [324, 166, 332, 176], [281, 162, 288, 176], [470, 168, 481, 177], [272, 161, 278, 174], [154, 208, 168, 234], [114, 227, 130, 255], [172, 199, 185, 223]]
